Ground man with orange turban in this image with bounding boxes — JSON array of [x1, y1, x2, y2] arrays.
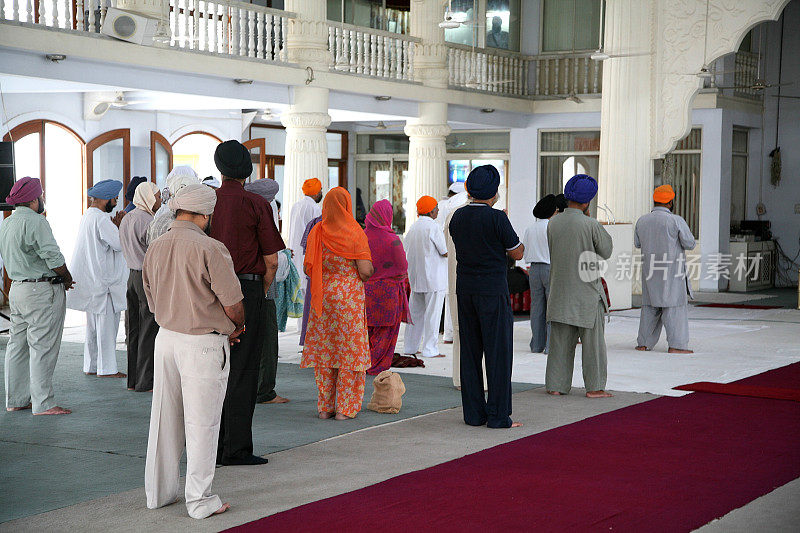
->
[[403, 196, 448, 359], [288, 178, 323, 286], [634, 184, 696, 354]]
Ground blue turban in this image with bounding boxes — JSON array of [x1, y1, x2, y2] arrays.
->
[[564, 174, 598, 204], [87, 179, 123, 200], [465, 165, 500, 200]]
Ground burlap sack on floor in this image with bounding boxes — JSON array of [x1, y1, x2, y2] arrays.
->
[[367, 371, 406, 414]]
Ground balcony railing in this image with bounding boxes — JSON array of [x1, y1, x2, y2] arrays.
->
[[447, 45, 602, 98], [328, 22, 418, 81], [0, 0, 294, 63], [734, 50, 760, 100]]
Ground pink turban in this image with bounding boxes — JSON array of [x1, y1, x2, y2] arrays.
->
[[6, 177, 43, 205]]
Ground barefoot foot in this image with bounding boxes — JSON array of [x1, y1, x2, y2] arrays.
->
[[635, 345, 650, 351], [586, 390, 613, 398], [318, 411, 334, 419], [84, 372, 97, 376], [335, 413, 354, 421], [6, 403, 32, 412], [34, 406, 71, 415], [264, 395, 290, 404], [546, 391, 563, 396], [668, 348, 694, 354], [98, 372, 127, 378], [511, 421, 523, 428], [212, 503, 230, 515]]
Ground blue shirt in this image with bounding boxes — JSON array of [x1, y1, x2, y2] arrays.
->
[[449, 203, 521, 295]]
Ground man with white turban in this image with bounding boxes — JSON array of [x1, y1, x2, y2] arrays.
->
[[143, 183, 244, 519], [120, 181, 162, 392], [67, 179, 128, 379], [147, 166, 200, 245]]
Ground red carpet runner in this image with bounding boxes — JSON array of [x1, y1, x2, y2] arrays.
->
[[675, 362, 800, 401], [230, 364, 800, 533]]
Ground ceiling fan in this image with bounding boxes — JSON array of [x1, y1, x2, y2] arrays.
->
[[355, 121, 391, 130], [439, 0, 464, 29], [681, 0, 743, 79], [591, 0, 649, 61], [92, 92, 148, 114]]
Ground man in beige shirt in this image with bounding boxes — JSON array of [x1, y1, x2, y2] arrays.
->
[[142, 183, 244, 519]]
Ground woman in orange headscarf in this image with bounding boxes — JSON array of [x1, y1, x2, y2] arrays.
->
[[302, 187, 374, 420]]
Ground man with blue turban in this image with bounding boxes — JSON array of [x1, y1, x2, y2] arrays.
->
[[546, 174, 613, 398], [449, 165, 524, 429], [67, 179, 129, 379]]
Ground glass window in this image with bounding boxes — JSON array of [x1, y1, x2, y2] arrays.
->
[[539, 130, 600, 217], [250, 126, 287, 156], [13, 134, 40, 180], [485, 0, 520, 52], [448, 159, 508, 211], [153, 143, 170, 190], [328, 165, 340, 190], [327, 132, 344, 159], [92, 138, 126, 209], [541, 0, 601, 52], [444, 0, 477, 47], [653, 128, 702, 238], [328, 0, 410, 34], [446, 131, 510, 153], [45, 124, 84, 265], [357, 133, 410, 154], [730, 128, 748, 227]]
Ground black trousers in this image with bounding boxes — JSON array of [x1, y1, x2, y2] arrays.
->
[[218, 279, 266, 461], [256, 299, 279, 403], [457, 292, 514, 428], [126, 269, 158, 391]]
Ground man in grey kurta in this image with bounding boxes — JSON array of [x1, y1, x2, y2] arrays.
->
[[634, 185, 696, 354], [0, 177, 74, 415], [546, 175, 613, 398]]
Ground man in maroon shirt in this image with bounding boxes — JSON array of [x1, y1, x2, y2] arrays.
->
[[211, 140, 285, 466]]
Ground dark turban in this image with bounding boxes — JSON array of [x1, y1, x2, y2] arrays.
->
[[533, 194, 558, 219], [555, 193, 568, 212], [125, 176, 147, 202], [245, 178, 280, 203], [564, 174, 598, 204], [214, 140, 253, 179], [465, 165, 500, 200]]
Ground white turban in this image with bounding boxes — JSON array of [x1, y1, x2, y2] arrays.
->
[[132, 182, 160, 215], [166, 165, 200, 195], [168, 183, 217, 215]]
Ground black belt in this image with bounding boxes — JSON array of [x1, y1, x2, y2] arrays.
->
[[238, 273, 263, 282], [17, 277, 56, 283]]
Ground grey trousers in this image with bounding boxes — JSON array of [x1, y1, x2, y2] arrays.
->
[[637, 304, 690, 350], [528, 263, 550, 353], [4, 281, 66, 413], [546, 300, 607, 394], [145, 328, 230, 519]]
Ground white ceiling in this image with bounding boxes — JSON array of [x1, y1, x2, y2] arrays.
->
[[0, 74, 414, 125]]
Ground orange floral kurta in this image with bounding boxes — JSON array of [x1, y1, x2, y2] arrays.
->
[[301, 248, 370, 372]]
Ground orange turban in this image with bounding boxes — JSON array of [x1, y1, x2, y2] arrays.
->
[[302, 178, 322, 196], [416, 195, 438, 215], [653, 184, 675, 204]]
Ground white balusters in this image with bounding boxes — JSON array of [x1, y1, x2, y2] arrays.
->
[[86, 0, 94, 32], [256, 11, 264, 58], [246, 9, 254, 58], [192, 0, 200, 50], [349, 29, 357, 73], [76, 0, 84, 30]]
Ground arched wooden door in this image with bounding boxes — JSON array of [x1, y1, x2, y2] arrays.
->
[[86, 128, 131, 209], [2, 120, 85, 299], [150, 131, 173, 189], [243, 138, 267, 183]]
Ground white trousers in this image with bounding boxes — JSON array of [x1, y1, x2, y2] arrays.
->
[[405, 291, 445, 358], [443, 294, 454, 342], [84, 309, 121, 375], [145, 328, 230, 519]]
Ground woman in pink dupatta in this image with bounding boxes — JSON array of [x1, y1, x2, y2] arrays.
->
[[363, 200, 410, 375]]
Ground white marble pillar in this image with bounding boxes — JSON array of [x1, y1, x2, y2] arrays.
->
[[281, 86, 331, 240], [404, 102, 451, 229], [596, 0, 654, 225], [284, 0, 330, 69], [409, 0, 449, 88]]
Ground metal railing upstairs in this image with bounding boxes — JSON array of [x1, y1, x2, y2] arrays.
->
[[328, 22, 418, 81]]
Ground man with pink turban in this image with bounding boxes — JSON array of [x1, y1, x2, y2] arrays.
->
[[0, 177, 74, 415]]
